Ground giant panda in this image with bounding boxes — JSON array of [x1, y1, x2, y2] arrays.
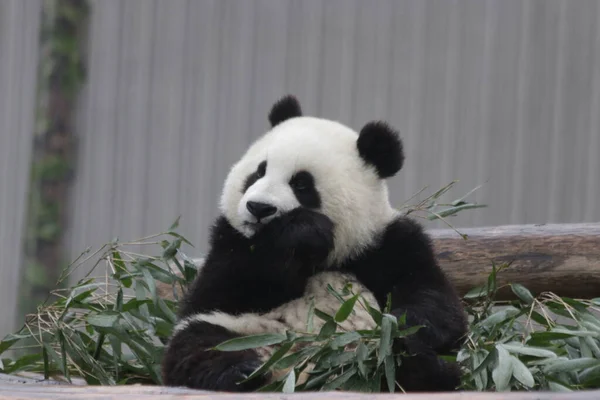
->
[[161, 95, 468, 392]]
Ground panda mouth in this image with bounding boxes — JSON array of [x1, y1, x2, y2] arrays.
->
[[243, 221, 263, 231]]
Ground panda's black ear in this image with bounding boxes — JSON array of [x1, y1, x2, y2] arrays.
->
[[357, 121, 404, 178], [268, 95, 302, 127]]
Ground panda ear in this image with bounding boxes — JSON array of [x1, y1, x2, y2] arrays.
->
[[357, 121, 404, 178], [268, 95, 302, 127]]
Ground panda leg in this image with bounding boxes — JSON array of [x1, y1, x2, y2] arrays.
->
[[390, 337, 462, 392], [161, 320, 272, 391]]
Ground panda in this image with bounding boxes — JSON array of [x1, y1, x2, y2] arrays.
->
[[161, 95, 468, 392]]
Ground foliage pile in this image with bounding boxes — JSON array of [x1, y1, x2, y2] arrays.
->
[[2, 184, 600, 392]]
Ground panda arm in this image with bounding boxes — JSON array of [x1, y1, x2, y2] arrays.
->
[[362, 217, 468, 352], [162, 317, 274, 391], [352, 217, 468, 392], [162, 213, 333, 391], [178, 215, 319, 317]]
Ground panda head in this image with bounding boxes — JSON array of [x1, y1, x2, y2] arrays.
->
[[220, 95, 404, 264]]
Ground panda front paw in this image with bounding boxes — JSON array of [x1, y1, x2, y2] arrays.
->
[[210, 359, 269, 392], [165, 350, 269, 392], [256, 208, 334, 265]]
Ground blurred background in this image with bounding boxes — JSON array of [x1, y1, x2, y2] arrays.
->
[[0, 0, 598, 339]]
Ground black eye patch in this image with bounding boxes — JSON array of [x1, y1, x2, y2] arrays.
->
[[289, 171, 321, 208], [242, 160, 267, 193]]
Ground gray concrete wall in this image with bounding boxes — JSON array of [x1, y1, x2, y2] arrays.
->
[[66, 0, 600, 282], [0, 0, 41, 337]]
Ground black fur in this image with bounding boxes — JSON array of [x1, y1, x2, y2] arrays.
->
[[357, 121, 405, 178], [243, 161, 267, 193], [162, 321, 269, 391], [289, 171, 321, 208], [268, 95, 302, 127], [162, 210, 467, 392]]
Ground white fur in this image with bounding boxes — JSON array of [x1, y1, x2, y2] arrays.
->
[[220, 116, 399, 265], [174, 271, 380, 337], [176, 271, 381, 384]]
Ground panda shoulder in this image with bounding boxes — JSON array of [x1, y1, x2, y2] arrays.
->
[[372, 216, 439, 269]]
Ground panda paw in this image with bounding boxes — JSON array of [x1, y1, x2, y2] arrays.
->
[[182, 355, 269, 392], [258, 208, 334, 264], [211, 359, 269, 392]]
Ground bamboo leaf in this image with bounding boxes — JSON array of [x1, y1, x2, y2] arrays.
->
[[384, 354, 396, 393], [492, 345, 513, 391], [330, 332, 361, 349], [212, 333, 287, 352], [510, 283, 535, 305], [334, 294, 359, 323], [511, 356, 534, 388], [282, 370, 296, 393], [544, 358, 600, 374], [502, 342, 557, 359]]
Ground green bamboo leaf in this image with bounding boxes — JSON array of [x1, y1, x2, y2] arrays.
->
[[356, 342, 369, 362], [584, 336, 600, 358], [313, 308, 334, 322], [163, 238, 183, 259], [243, 341, 295, 382], [471, 349, 495, 376], [529, 331, 576, 342], [510, 356, 534, 388], [395, 325, 424, 338], [316, 320, 337, 340], [115, 288, 123, 312], [384, 354, 396, 393], [87, 312, 121, 328], [282, 370, 296, 393], [479, 307, 521, 328], [464, 285, 489, 299], [63, 283, 102, 309], [321, 366, 357, 391], [318, 351, 355, 370], [274, 347, 320, 370], [141, 268, 157, 304], [0, 333, 30, 355], [364, 303, 383, 326], [502, 342, 557, 359], [580, 337, 594, 358], [334, 294, 359, 323], [548, 381, 573, 392], [579, 365, 600, 387], [330, 332, 361, 349], [544, 358, 600, 374], [427, 204, 487, 220], [356, 342, 370, 378], [492, 345, 513, 391], [556, 328, 600, 337], [166, 231, 194, 247], [511, 283, 535, 305], [169, 216, 181, 230], [378, 314, 396, 366], [212, 333, 286, 352], [1, 353, 42, 374], [303, 367, 342, 390]]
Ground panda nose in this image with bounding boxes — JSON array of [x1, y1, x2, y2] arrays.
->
[[246, 201, 277, 220]]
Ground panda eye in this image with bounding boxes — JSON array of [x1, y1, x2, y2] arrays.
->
[[291, 180, 307, 191], [290, 172, 313, 191], [256, 161, 267, 178]]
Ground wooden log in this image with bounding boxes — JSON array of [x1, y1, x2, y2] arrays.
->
[[157, 222, 600, 301], [431, 222, 600, 300], [1, 382, 600, 400]]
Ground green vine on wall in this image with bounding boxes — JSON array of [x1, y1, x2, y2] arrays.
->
[[20, 0, 89, 332]]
